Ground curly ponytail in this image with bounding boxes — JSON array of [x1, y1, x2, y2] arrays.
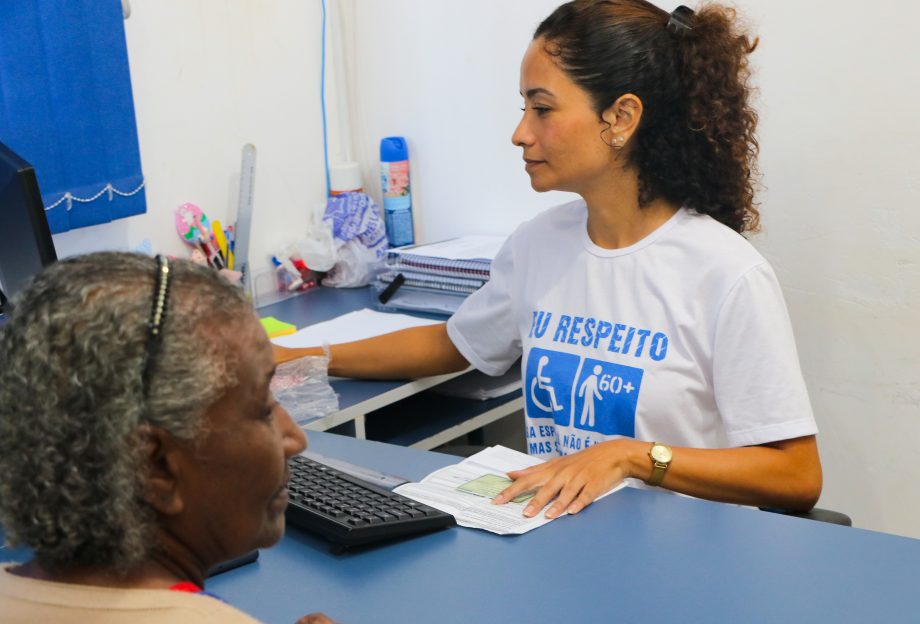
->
[[535, 1, 761, 233]]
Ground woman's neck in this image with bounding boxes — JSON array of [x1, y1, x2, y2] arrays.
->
[[10, 559, 184, 589], [581, 177, 680, 249], [10, 534, 209, 590]]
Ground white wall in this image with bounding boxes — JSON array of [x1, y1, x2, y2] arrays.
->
[[51, 0, 920, 538], [53, 0, 332, 287], [337, 0, 577, 239], [751, 1, 920, 537]]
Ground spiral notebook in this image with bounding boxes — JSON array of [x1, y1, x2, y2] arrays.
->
[[375, 235, 506, 315], [377, 269, 485, 295], [385, 236, 505, 280]]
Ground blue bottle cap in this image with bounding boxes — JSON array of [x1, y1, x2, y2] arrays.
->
[[380, 136, 409, 162]]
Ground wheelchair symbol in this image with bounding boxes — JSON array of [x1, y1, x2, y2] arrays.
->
[[530, 355, 563, 413]]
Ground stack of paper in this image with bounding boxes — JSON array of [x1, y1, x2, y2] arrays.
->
[[375, 235, 506, 315], [394, 445, 625, 535]]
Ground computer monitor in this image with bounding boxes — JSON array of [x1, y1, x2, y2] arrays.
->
[[0, 140, 57, 312]]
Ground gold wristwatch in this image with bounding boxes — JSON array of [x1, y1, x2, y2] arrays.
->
[[647, 442, 673, 486]]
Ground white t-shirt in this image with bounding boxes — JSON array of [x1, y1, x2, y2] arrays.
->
[[447, 201, 817, 459]]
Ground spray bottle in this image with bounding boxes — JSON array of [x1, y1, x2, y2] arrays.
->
[[380, 136, 414, 247]]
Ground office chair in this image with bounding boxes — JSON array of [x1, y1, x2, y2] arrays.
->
[[760, 507, 852, 526]]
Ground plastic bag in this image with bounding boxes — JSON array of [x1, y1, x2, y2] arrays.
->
[[297, 202, 337, 272], [322, 192, 388, 287], [269, 355, 339, 425]]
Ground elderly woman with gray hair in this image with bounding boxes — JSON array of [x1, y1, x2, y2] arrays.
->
[[0, 252, 334, 623]]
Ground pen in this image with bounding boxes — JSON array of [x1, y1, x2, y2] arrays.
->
[[198, 234, 224, 270], [378, 273, 405, 304], [212, 220, 229, 266], [213, 236, 227, 267], [198, 240, 214, 267], [227, 225, 235, 269]]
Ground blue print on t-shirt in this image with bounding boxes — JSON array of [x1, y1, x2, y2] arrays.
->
[[572, 357, 643, 436], [524, 348, 580, 428]]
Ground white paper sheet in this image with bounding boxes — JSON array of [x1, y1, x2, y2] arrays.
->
[[394, 445, 626, 535], [397, 235, 506, 261], [270, 308, 441, 348]]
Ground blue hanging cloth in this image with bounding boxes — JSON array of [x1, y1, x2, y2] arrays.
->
[[0, 0, 146, 234]]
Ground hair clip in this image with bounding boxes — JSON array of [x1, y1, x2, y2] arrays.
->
[[148, 255, 171, 338], [142, 255, 172, 397], [667, 5, 694, 36]]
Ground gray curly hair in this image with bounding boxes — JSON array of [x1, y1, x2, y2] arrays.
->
[[0, 252, 253, 571]]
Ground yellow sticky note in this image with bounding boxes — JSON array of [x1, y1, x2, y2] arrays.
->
[[260, 316, 297, 338]]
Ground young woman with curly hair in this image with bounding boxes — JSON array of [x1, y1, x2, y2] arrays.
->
[[276, 0, 822, 519]]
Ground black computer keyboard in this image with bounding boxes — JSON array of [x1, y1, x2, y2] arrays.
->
[[285, 455, 456, 548]]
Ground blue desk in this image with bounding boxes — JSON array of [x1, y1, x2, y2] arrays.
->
[[209, 430, 920, 624], [260, 287, 523, 447]]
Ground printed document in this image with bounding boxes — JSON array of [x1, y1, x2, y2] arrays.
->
[[270, 308, 441, 348], [394, 445, 625, 535]]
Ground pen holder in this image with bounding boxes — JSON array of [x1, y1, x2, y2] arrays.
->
[[251, 269, 312, 308]]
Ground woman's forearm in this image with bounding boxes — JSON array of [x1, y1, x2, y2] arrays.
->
[[500, 434, 822, 518], [634, 435, 822, 510], [273, 322, 470, 380]]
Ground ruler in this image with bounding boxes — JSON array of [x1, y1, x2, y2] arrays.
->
[[234, 143, 256, 296]]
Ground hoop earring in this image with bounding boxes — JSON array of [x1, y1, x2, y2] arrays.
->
[[600, 128, 616, 148]]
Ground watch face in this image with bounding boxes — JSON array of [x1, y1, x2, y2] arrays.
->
[[651, 444, 672, 463]]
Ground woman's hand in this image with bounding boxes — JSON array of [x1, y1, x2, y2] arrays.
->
[[492, 439, 641, 519]]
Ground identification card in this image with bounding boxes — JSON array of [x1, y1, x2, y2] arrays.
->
[[456, 473, 535, 504]]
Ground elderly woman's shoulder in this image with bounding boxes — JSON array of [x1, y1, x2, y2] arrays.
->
[[0, 565, 263, 624]]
